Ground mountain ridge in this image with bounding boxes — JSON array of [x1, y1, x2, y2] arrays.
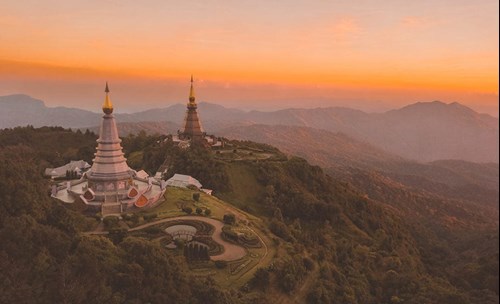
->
[[1, 94, 498, 163]]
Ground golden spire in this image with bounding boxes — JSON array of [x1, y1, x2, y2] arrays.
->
[[102, 81, 113, 114], [189, 75, 196, 104]]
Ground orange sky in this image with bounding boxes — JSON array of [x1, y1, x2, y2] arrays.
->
[[0, 1, 498, 115]]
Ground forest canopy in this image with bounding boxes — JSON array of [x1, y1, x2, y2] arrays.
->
[[0, 127, 497, 304]]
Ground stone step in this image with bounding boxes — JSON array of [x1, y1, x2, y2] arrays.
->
[[101, 203, 122, 216]]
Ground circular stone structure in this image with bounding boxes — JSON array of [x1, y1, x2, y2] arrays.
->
[[165, 224, 197, 241]]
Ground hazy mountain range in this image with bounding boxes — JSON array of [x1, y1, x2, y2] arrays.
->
[[1, 94, 498, 163]]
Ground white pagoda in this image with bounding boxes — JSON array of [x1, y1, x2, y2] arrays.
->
[[51, 83, 166, 215]]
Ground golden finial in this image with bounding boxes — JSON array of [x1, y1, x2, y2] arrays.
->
[[189, 75, 196, 104], [102, 81, 113, 114]]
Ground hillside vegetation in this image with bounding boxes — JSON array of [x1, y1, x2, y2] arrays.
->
[[0, 127, 498, 304], [125, 132, 499, 303]]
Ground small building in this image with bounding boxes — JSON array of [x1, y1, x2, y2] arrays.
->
[[201, 188, 213, 195], [154, 171, 163, 180], [44, 160, 91, 179], [166, 174, 202, 189], [136, 170, 149, 180]]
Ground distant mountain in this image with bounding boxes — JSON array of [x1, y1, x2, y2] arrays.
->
[[238, 101, 499, 163], [1, 94, 498, 162], [0, 94, 245, 130], [376, 101, 498, 163], [118, 102, 245, 124], [83, 121, 181, 137], [0, 94, 102, 128], [216, 124, 404, 169]]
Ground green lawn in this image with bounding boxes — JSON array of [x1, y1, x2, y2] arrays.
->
[[218, 162, 267, 216], [139, 187, 233, 221], [126, 151, 144, 170], [213, 147, 274, 162]]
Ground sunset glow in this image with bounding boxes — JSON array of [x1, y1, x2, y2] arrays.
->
[[0, 0, 498, 114]]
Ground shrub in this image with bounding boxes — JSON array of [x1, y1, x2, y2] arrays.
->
[[183, 206, 193, 214], [103, 216, 119, 229], [196, 207, 203, 215], [108, 227, 128, 243], [251, 268, 270, 291], [130, 213, 139, 224], [222, 225, 238, 242], [223, 213, 236, 225], [204, 208, 212, 216], [95, 212, 102, 221], [174, 238, 185, 249], [145, 226, 162, 234], [303, 257, 315, 271], [215, 260, 227, 269], [143, 213, 158, 221], [193, 192, 200, 202], [282, 273, 297, 293], [269, 220, 292, 241]]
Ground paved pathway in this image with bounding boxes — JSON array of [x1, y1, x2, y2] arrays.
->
[[84, 208, 264, 263], [130, 215, 247, 261]]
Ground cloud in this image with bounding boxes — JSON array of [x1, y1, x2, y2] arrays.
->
[[332, 17, 361, 37], [401, 16, 434, 29], [299, 17, 362, 48]]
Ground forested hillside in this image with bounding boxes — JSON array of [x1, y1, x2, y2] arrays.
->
[[0, 129, 245, 303], [0, 127, 498, 303], [124, 133, 499, 303]]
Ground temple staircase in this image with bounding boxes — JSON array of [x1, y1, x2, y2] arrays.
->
[[101, 194, 122, 216]]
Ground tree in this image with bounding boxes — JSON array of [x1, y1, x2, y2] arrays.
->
[[215, 260, 227, 269], [251, 268, 270, 291], [193, 243, 200, 260], [175, 238, 185, 250], [223, 213, 236, 225], [204, 209, 212, 216], [196, 207, 203, 215], [193, 192, 200, 202], [201, 247, 210, 260], [103, 216, 119, 229]]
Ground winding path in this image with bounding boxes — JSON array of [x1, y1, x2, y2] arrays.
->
[[130, 215, 247, 261]]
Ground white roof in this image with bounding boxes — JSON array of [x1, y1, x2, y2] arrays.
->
[[201, 189, 213, 195], [166, 174, 202, 189], [44, 160, 91, 177], [136, 170, 149, 179]]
